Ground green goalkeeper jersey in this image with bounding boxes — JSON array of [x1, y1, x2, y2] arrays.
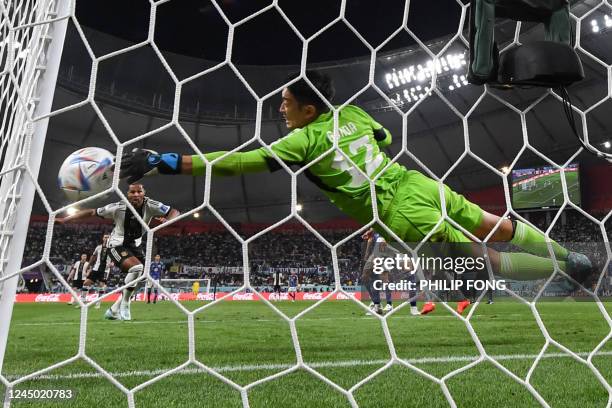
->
[[191, 105, 406, 224]]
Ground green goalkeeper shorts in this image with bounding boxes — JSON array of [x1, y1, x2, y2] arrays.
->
[[381, 170, 484, 244]]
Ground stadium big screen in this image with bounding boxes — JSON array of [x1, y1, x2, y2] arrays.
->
[[511, 163, 581, 210]]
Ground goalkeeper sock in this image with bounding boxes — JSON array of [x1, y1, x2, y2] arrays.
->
[[500, 252, 566, 280], [511, 221, 569, 261]]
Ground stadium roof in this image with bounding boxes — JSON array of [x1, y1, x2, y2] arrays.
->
[[75, 0, 463, 64]]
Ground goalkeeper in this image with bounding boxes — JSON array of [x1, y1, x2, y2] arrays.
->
[[119, 71, 592, 285]]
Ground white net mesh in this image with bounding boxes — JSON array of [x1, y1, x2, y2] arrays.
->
[[1, 0, 612, 407]]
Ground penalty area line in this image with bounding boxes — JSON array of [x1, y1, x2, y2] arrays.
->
[[5, 351, 612, 381]]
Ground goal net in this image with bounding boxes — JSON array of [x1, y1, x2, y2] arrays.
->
[[1, 0, 611, 407], [157, 278, 212, 301]]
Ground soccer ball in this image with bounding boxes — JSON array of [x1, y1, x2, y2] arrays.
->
[[58, 147, 114, 201]]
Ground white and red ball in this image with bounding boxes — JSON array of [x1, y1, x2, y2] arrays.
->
[[57, 147, 114, 201]]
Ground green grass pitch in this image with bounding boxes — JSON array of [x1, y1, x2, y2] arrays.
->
[[2, 299, 611, 407], [513, 172, 580, 209]]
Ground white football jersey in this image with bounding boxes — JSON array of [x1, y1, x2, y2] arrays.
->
[[273, 271, 282, 285], [71, 260, 89, 281], [96, 198, 171, 248], [91, 244, 112, 273]]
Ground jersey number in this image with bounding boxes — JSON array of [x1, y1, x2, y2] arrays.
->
[[331, 135, 383, 187]]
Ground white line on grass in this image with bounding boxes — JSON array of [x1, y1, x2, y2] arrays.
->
[[6, 351, 612, 381], [13, 314, 530, 326]]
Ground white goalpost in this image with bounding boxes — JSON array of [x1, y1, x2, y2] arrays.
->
[[0, 0, 611, 407], [0, 0, 70, 376], [158, 278, 212, 298]]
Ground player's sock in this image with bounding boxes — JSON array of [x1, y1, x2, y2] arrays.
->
[[443, 272, 471, 307], [364, 277, 375, 302], [384, 287, 392, 305], [110, 295, 122, 313], [125, 265, 143, 288], [80, 288, 88, 302], [511, 220, 569, 261], [122, 287, 135, 306], [95, 289, 104, 308], [120, 264, 144, 308], [500, 252, 566, 280], [368, 278, 381, 304], [153, 289, 158, 303], [408, 274, 417, 307]]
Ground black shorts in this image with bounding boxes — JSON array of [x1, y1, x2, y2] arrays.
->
[[71, 279, 84, 289], [109, 245, 145, 265], [88, 269, 107, 284], [273, 284, 281, 292]]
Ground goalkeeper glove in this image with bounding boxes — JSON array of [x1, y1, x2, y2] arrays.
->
[[119, 149, 182, 183]]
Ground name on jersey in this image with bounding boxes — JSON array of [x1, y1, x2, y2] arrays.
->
[[326, 122, 357, 139]]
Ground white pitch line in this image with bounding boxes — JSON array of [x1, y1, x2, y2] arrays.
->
[[5, 351, 612, 381], [12, 314, 531, 327]]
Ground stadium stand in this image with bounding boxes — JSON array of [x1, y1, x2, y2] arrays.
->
[[21, 210, 611, 296]]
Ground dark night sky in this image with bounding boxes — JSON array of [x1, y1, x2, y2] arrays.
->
[[75, 0, 462, 65]]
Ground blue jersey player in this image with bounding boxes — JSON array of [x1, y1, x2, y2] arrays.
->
[[288, 272, 299, 302], [147, 254, 165, 304], [362, 229, 419, 316]]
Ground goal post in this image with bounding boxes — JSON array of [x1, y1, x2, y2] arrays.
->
[[158, 278, 212, 299], [0, 0, 70, 374]]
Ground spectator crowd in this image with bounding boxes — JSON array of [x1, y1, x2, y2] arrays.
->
[[21, 210, 611, 293]]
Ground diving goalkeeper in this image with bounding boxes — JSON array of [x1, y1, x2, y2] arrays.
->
[[119, 71, 592, 285]]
